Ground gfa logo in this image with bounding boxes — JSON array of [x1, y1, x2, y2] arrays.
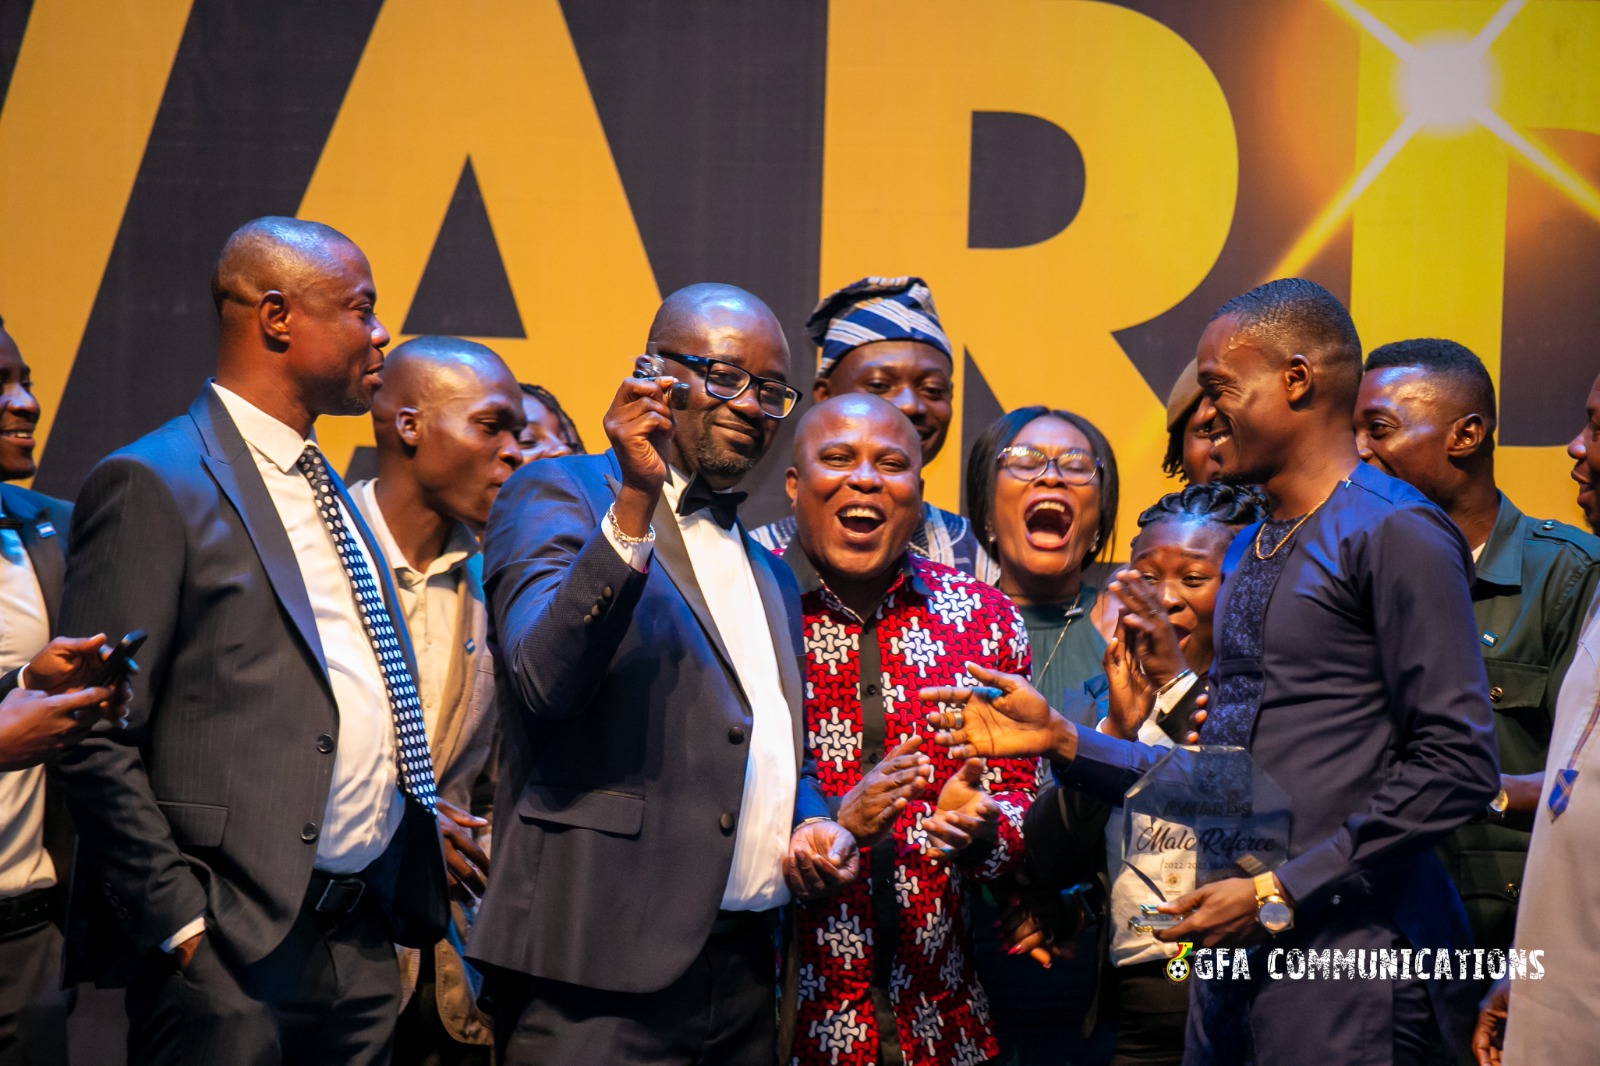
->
[[1167, 942, 1195, 983]]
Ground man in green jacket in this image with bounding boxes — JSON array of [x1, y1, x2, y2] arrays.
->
[[1355, 337, 1600, 950]]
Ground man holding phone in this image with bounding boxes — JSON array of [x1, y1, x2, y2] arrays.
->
[[0, 313, 136, 1065], [471, 283, 854, 1065]]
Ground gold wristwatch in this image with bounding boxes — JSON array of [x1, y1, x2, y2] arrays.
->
[[1254, 872, 1294, 935]]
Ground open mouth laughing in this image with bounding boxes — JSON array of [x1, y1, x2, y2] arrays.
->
[[837, 502, 886, 539], [1022, 497, 1073, 550]]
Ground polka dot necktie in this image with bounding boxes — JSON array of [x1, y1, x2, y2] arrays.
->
[[296, 445, 438, 812]]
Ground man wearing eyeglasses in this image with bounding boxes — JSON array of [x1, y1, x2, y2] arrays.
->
[[471, 283, 854, 1065]]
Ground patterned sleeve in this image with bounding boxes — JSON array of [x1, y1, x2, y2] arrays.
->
[[967, 599, 1038, 881]]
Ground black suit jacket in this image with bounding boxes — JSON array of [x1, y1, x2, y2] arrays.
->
[[468, 451, 829, 994], [0, 483, 74, 921], [51, 386, 447, 978]]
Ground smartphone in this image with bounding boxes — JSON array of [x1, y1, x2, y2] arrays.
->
[[632, 342, 690, 410], [1128, 903, 1186, 932], [90, 630, 146, 688]]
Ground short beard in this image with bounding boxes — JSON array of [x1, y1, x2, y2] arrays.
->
[[692, 431, 760, 482], [334, 380, 375, 417]]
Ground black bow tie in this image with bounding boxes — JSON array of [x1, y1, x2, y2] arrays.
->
[[676, 477, 746, 531]]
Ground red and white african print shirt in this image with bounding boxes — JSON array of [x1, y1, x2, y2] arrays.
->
[[791, 554, 1037, 1066]]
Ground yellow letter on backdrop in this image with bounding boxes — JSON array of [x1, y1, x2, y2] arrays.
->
[[298, 0, 660, 469], [821, 0, 1238, 551], [1352, 1, 1600, 526]]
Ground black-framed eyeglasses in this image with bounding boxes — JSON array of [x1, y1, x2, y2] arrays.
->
[[996, 445, 1100, 485], [656, 351, 802, 419]]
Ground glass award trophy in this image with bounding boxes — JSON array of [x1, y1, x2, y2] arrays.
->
[[1120, 745, 1291, 933]]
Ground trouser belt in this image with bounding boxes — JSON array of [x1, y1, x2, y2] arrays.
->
[[306, 871, 367, 916], [0, 885, 57, 935]]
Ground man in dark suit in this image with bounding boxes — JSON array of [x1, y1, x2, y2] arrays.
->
[[471, 283, 857, 1065], [0, 314, 133, 1066], [924, 280, 1499, 1065], [52, 217, 448, 1066]]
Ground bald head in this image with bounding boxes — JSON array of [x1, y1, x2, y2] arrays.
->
[[647, 283, 784, 353], [211, 216, 362, 317], [788, 393, 925, 604], [792, 393, 921, 468], [370, 335, 524, 531], [371, 336, 517, 427]]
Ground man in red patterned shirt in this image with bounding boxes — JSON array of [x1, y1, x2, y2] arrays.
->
[[778, 394, 1038, 1066]]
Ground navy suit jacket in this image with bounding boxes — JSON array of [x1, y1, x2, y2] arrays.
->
[[51, 387, 448, 978], [467, 451, 829, 994], [1059, 464, 1499, 1062]]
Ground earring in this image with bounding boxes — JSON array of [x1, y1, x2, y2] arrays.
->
[[1090, 532, 1101, 554]]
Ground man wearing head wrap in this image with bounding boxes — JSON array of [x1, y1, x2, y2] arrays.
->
[[752, 277, 988, 577]]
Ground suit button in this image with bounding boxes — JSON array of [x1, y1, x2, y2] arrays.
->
[[1489, 686, 1504, 703], [1331, 894, 1342, 906], [1506, 882, 1520, 901], [602, 586, 614, 600], [729, 725, 746, 744], [316, 734, 334, 753], [719, 812, 736, 833], [301, 822, 319, 843]]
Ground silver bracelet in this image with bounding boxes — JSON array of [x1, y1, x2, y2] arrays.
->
[[606, 503, 655, 547]]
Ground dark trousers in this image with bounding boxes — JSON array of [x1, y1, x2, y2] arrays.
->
[[490, 911, 777, 1066], [0, 920, 69, 1066], [125, 890, 400, 1066], [1107, 959, 1188, 1066]]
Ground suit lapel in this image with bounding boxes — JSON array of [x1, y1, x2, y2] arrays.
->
[[650, 491, 743, 693], [192, 388, 329, 679], [603, 467, 742, 692], [3, 486, 64, 631]]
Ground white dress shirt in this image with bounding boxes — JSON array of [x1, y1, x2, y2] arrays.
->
[[0, 505, 55, 897], [348, 479, 477, 737], [604, 471, 798, 910], [211, 385, 404, 871]]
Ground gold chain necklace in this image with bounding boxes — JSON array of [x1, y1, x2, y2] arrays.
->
[[1253, 482, 1343, 561]]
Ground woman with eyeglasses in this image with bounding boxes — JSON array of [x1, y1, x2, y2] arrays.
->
[[967, 407, 1120, 722], [962, 406, 1122, 1066]]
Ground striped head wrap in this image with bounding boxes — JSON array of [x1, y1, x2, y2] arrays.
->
[[806, 276, 952, 377]]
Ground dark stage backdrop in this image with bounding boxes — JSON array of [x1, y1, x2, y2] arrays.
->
[[3, 0, 1598, 547]]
